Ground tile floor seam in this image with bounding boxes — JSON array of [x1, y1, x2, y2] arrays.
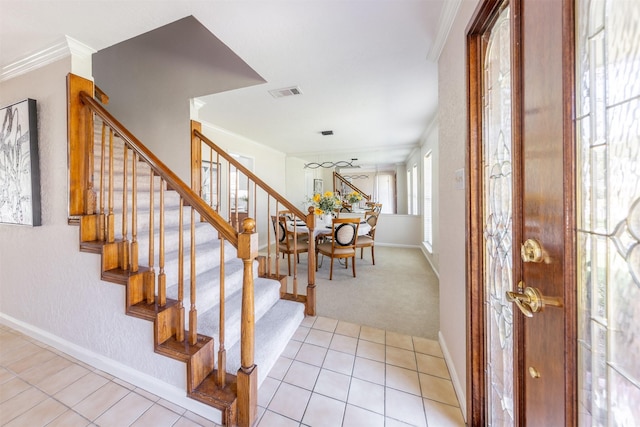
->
[[76, 383, 132, 423], [2, 374, 99, 424], [0, 388, 43, 426]]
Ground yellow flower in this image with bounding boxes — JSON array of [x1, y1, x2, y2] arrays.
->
[[347, 191, 362, 203], [308, 191, 341, 215]]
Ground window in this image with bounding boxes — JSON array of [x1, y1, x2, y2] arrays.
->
[[407, 169, 412, 213], [411, 164, 418, 215], [423, 152, 433, 250], [375, 173, 394, 214]]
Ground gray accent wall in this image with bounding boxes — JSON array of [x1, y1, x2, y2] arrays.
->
[[93, 16, 265, 181]]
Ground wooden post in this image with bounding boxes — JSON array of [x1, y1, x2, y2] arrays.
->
[[67, 73, 94, 217], [191, 120, 202, 195], [306, 206, 317, 316], [237, 218, 258, 427]]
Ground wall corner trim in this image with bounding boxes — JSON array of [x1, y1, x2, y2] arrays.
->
[[439, 330, 467, 423]]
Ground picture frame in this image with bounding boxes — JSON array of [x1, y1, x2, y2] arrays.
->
[[313, 178, 323, 194], [0, 99, 41, 226]]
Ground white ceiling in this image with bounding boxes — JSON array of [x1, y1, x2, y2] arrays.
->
[[1, 1, 454, 169]]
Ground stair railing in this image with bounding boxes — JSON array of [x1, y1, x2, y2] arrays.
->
[[67, 73, 258, 426], [191, 121, 317, 317], [333, 171, 372, 204]]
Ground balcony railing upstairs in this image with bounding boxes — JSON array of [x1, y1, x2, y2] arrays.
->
[[191, 121, 317, 316], [333, 171, 372, 207]]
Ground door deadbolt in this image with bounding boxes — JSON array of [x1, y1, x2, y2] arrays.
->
[[521, 238, 545, 263]]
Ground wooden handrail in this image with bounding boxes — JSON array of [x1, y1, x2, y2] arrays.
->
[[333, 171, 371, 201], [94, 85, 109, 104], [192, 122, 317, 317], [78, 92, 239, 246], [193, 128, 307, 221]]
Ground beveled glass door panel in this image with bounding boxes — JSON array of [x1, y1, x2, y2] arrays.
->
[[576, 0, 640, 425], [483, 5, 514, 425]]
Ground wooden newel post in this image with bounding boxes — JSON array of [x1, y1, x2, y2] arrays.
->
[[237, 218, 258, 427], [306, 206, 317, 316], [67, 73, 95, 217]]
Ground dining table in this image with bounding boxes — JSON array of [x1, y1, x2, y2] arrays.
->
[[286, 218, 371, 239]]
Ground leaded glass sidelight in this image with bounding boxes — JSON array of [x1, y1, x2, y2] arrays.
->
[[576, 0, 640, 425], [483, 5, 514, 426]]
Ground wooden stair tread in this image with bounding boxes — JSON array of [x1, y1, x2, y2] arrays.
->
[[281, 293, 307, 304], [155, 334, 214, 362], [190, 372, 238, 408], [127, 297, 178, 321], [79, 239, 107, 254], [102, 265, 150, 285]]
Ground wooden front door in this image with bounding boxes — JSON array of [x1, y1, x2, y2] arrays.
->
[[519, 0, 576, 424], [467, 0, 576, 425]]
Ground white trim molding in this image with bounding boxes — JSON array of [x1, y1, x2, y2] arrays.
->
[[427, 0, 464, 62], [1, 36, 95, 82], [439, 330, 467, 423]]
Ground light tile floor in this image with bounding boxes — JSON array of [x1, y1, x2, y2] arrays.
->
[[0, 318, 465, 426], [0, 324, 221, 427], [256, 316, 465, 427]]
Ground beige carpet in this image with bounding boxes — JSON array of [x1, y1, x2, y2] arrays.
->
[[263, 245, 440, 340]]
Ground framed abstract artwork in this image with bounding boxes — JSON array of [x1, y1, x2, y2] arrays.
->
[[313, 178, 323, 194], [0, 99, 41, 226]]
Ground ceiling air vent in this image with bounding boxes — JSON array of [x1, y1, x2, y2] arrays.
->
[[269, 86, 303, 98]]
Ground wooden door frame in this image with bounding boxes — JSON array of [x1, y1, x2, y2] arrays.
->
[[466, 1, 523, 424], [465, 0, 577, 425]]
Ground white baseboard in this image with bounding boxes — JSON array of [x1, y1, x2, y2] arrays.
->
[[438, 331, 467, 423], [0, 313, 222, 424], [376, 242, 420, 249], [419, 244, 440, 279]]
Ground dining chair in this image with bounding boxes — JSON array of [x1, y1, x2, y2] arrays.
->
[[356, 213, 378, 265], [316, 217, 360, 280], [271, 215, 309, 276]]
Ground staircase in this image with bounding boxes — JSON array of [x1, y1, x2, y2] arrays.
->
[[67, 74, 307, 426]]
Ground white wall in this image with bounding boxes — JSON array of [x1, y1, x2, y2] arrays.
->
[[285, 156, 309, 211], [375, 214, 422, 247], [437, 0, 481, 418], [0, 60, 220, 422]]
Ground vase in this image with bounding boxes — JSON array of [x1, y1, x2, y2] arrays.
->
[[317, 213, 332, 227]]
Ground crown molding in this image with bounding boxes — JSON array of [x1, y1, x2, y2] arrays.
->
[[1, 36, 96, 82], [426, 0, 463, 62]]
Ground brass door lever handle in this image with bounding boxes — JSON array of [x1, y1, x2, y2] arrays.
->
[[506, 282, 563, 317]]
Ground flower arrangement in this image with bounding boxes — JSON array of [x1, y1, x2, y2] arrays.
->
[[347, 191, 363, 204], [310, 191, 341, 215]]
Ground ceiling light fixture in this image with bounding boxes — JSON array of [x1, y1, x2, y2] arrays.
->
[[320, 130, 333, 136], [304, 158, 359, 169]]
